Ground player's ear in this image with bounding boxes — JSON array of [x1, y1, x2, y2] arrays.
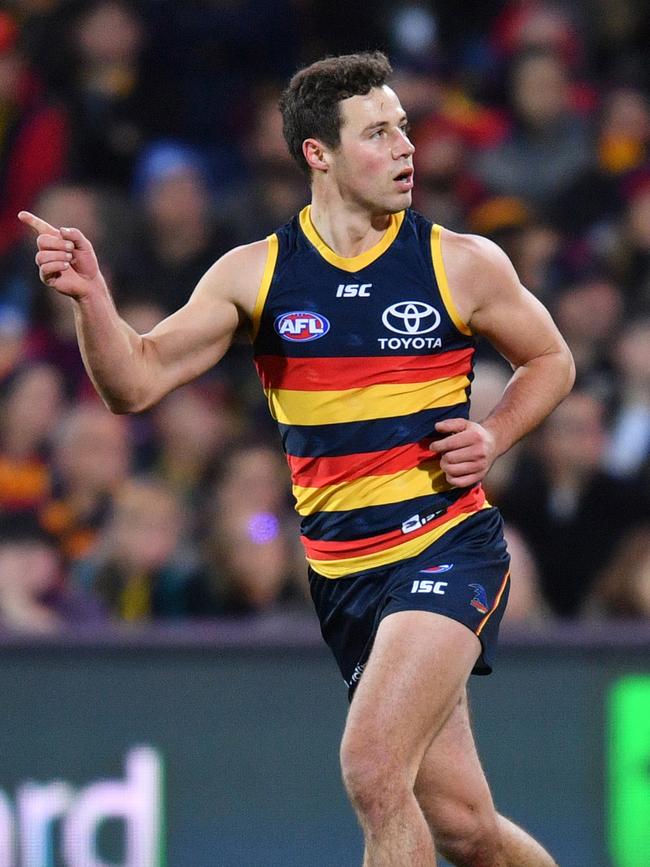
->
[[303, 138, 330, 174]]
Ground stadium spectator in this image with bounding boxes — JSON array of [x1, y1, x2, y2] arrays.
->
[[0, 362, 63, 513], [467, 195, 562, 298], [0, 304, 28, 383], [0, 10, 68, 261], [121, 141, 236, 312], [552, 87, 649, 242], [214, 442, 294, 518], [0, 510, 105, 634], [187, 441, 307, 616], [606, 317, 650, 481], [40, 401, 131, 561], [551, 275, 624, 395], [474, 46, 593, 209], [608, 168, 650, 312], [3, 4, 650, 627], [500, 389, 650, 617], [586, 525, 650, 618], [63, 0, 180, 188], [193, 501, 308, 617], [148, 380, 240, 523], [228, 89, 309, 243], [72, 476, 198, 622], [409, 117, 485, 231]]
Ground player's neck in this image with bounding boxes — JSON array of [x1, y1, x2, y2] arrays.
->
[[309, 195, 392, 259]]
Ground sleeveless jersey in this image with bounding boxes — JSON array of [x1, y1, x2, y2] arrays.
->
[[252, 205, 489, 579]]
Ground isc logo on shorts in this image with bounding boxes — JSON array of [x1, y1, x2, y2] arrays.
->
[[411, 580, 448, 594], [274, 311, 330, 341]]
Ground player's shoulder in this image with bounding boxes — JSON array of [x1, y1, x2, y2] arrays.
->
[[440, 226, 521, 298], [197, 237, 272, 302], [217, 237, 271, 275], [440, 227, 514, 276]]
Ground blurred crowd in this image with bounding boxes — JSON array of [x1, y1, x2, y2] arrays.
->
[[0, 0, 649, 634]]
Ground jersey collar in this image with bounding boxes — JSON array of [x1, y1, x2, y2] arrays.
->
[[299, 205, 405, 273]]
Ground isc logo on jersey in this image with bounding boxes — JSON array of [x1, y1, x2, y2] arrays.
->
[[275, 311, 330, 342]]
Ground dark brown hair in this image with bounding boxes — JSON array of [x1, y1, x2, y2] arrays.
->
[[279, 51, 393, 175]]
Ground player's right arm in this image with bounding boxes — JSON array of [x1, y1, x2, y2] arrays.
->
[[18, 211, 267, 414]]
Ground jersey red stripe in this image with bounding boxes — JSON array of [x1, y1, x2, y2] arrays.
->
[[287, 440, 435, 488], [255, 348, 474, 391], [301, 485, 486, 560]]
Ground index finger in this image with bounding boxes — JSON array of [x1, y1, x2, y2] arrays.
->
[[18, 211, 60, 237], [430, 432, 466, 453]]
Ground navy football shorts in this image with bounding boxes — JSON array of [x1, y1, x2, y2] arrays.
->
[[308, 507, 511, 699]]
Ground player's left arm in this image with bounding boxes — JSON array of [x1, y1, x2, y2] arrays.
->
[[431, 231, 575, 487]]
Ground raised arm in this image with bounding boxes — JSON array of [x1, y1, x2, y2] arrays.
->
[[431, 229, 575, 486], [18, 211, 266, 413]]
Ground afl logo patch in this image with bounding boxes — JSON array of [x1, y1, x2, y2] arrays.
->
[[275, 311, 330, 342]]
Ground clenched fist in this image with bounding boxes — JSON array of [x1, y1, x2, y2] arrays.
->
[[430, 417, 497, 487]]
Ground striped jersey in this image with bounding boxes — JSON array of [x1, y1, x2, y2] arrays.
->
[[251, 205, 489, 579]]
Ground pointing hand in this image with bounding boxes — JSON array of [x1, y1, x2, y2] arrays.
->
[[18, 211, 104, 300]]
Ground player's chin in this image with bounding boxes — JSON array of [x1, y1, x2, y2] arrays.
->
[[397, 185, 413, 203], [384, 189, 413, 212]]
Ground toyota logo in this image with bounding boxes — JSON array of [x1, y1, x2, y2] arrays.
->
[[382, 301, 441, 335]]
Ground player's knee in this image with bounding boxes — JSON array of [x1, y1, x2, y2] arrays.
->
[[340, 738, 407, 824], [431, 802, 501, 867]]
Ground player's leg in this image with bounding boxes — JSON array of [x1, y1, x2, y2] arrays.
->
[[339, 609, 485, 867], [414, 690, 558, 867]]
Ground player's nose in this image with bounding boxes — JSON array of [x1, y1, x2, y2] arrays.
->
[[392, 129, 415, 159]]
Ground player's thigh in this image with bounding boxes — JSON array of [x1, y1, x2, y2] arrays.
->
[[341, 611, 481, 780], [414, 689, 496, 837]]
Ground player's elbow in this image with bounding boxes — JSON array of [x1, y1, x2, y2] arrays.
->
[[561, 343, 576, 397], [100, 386, 157, 415]]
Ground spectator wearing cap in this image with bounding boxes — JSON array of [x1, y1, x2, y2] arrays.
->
[[121, 140, 236, 313], [0, 10, 69, 262]]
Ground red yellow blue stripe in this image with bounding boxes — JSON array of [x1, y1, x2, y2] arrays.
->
[[254, 348, 474, 391]]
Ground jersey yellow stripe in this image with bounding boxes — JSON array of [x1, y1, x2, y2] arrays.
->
[[293, 462, 450, 516], [431, 225, 473, 337], [299, 206, 405, 272], [250, 234, 279, 340], [265, 374, 470, 426], [307, 505, 492, 578]]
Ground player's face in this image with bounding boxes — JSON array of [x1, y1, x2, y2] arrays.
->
[[330, 85, 415, 214]]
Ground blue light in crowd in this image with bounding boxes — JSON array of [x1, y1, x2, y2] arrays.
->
[[247, 512, 280, 544]]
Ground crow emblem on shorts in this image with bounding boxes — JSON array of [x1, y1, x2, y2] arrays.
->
[[469, 583, 489, 614]]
